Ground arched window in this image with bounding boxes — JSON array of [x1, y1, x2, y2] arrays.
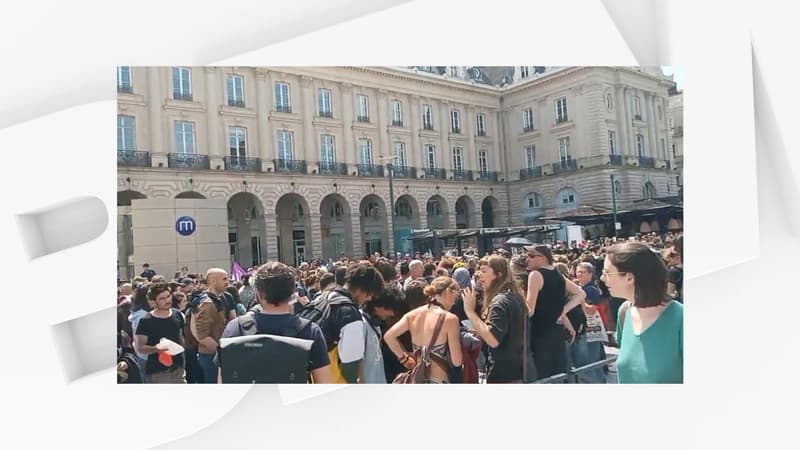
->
[[642, 182, 657, 199], [292, 203, 304, 221], [396, 201, 412, 218], [524, 193, 542, 209], [364, 202, 380, 218], [555, 187, 579, 210], [426, 200, 442, 216], [455, 202, 467, 216], [330, 202, 343, 221], [614, 180, 622, 195]]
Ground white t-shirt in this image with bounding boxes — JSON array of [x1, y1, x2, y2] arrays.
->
[[337, 320, 366, 363]]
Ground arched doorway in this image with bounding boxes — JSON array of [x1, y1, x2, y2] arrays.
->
[[117, 190, 147, 280], [667, 218, 682, 231], [176, 191, 207, 199], [426, 195, 450, 230], [117, 190, 146, 207], [394, 195, 420, 256], [640, 221, 652, 233], [320, 193, 353, 260], [360, 194, 389, 257], [481, 196, 499, 228], [227, 192, 266, 269], [276, 193, 312, 266], [455, 195, 475, 229]]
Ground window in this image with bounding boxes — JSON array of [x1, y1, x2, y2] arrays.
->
[[614, 180, 622, 195], [396, 201, 412, 218], [320, 134, 335, 163], [558, 137, 571, 162], [658, 103, 663, 120], [427, 200, 442, 216], [452, 147, 463, 171], [608, 130, 617, 155], [636, 134, 645, 157], [174, 121, 195, 154], [422, 104, 434, 130], [425, 144, 436, 169], [277, 130, 294, 160], [633, 96, 642, 120], [251, 236, 262, 267], [391, 100, 403, 126], [558, 189, 577, 206], [117, 115, 136, 151], [275, 82, 291, 112], [555, 96, 568, 123], [448, 66, 459, 77], [605, 93, 613, 111], [357, 94, 369, 122], [172, 67, 192, 101], [450, 109, 461, 133], [524, 145, 536, 169], [393, 142, 406, 168], [226, 74, 245, 107], [522, 108, 534, 132], [331, 202, 344, 221], [359, 139, 373, 165], [526, 193, 541, 209], [228, 126, 247, 158], [364, 202, 380, 218], [520, 66, 529, 79], [672, 144, 677, 158], [117, 66, 132, 93], [476, 113, 486, 136], [478, 149, 489, 173], [318, 88, 333, 117], [660, 138, 667, 160], [642, 182, 657, 199]]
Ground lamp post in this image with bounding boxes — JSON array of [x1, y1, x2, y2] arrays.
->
[[377, 155, 400, 256], [610, 173, 619, 237]]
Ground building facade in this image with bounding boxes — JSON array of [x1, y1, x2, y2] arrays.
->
[[117, 66, 681, 276]]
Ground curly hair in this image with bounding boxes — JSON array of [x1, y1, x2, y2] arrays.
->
[[345, 261, 385, 297], [254, 262, 296, 305]]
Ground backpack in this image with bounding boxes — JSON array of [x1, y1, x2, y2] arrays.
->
[[392, 311, 446, 384], [218, 313, 314, 383], [297, 289, 360, 352]]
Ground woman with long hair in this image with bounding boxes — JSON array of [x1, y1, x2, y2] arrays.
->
[[384, 277, 463, 383], [602, 242, 683, 383], [462, 255, 528, 383]]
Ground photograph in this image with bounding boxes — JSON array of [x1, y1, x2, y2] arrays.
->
[[116, 65, 684, 384]]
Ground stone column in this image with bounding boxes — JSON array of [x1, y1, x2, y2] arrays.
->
[[623, 87, 635, 156], [377, 89, 390, 159], [493, 108, 504, 178], [350, 213, 363, 257], [466, 105, 478, 173], [205, 67, 224, 169], [615, 84, 629, 155], [263, 213, 279, 261], [147, 67, 166, 163], [300, 75, 315, 167], [645, 92, 657, 158], [309, 212, 323, 260], [439, 101, 451, 172], [340, 83, 356, 168], [409, 95, 422, 170], [255, 69, 272, 171]]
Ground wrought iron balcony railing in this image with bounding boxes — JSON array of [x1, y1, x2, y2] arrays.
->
[[117, 85, 133, 94], [523, 125, 535, 133], [117, 150, 150, 167], [452, 169, 473, 181], [273, 159, 307, 173], [519, 166, 543, 180], [477, 130, 486, 137], [391, 166, 417, 179], [391, 120, 404, 127], [556, 116, 569, 124], [423, 123, 434, 131], [552, 158, 578, 174], [357, 164, 385, 177], [227, 99, 246, 108], [275, 104, 292, 113], [224, 156, 261, 172], [609, 154, 623, 166], [317, 161, 348, 175], [423, 167, 447, 180], [451, 127, 461, 134], [318, 110, 333, 118], [638, 156, 656, 168], [357, 115, 370, 123], [168, 153, 209, 169], [173, 91, 193, 102], [478, 170, 499, 182]]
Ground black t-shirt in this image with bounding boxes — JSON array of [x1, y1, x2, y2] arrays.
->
[[532, 268, 566, 337], [135, 309, 185, 374], [668, 266, 683, 302], [319, 288, 362, 351], [140, 269, 156, 280], [485, 292, 525, 383], [208, 291, 235, 316]]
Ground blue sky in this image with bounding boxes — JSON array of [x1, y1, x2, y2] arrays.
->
[[661, 66, 683, 90]]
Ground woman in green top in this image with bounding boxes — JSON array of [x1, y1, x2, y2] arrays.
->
[[601, 242, 683, 383]]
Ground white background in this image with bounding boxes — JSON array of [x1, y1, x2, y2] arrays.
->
[[0, 0, 798, 449]]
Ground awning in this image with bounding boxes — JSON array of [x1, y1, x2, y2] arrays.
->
[[406, 225, 562, 241], [540, 199, 683, 225]]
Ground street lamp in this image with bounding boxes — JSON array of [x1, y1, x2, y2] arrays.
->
[[610, 172, 619, 237], [377, 155, 400, 256]]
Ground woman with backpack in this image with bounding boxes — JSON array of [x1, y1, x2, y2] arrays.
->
[[383, 276, 463, 384], [461, 255, 529, 384]]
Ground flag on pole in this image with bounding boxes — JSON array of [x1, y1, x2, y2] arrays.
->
[[230, 260, 247, 282]]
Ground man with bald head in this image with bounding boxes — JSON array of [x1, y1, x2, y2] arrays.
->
[[206, 268, 236, 322], [192, 268, 233, 383], [403, 260, 423, 291]]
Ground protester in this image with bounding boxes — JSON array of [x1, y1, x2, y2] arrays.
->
[[362, 285, 403, 383], [134, 282, 186, 383], [192, 272, 229, 384], [140, 263, 156, 281], [572, 262, 606, 383]]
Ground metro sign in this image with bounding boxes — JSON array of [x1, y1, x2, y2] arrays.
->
[[176, 216, 196, 236]]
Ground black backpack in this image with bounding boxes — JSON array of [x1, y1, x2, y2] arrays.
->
[[218, 314, 314, 383], [297, 289, 359, 352]]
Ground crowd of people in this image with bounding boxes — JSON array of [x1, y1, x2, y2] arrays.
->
[[116, 231, 683, 384]]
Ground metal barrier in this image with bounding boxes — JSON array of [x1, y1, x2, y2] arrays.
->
[[534, 355, 618, 384]]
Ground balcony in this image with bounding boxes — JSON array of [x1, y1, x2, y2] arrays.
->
[[555, 116, 569, 124], [634, 114, 643, 121], [117, 85, 133, 94], [519, 166, 543, 180], [273, 159, 307, 174], [168, 153, 209, 169], [452, 170, 473, 181], [224, 156, 261, 172], [423, 123, 434, 131], [227, 99, 246, 108], [357, 115, 370, 123], [317, 161, 348, 175], [173, 91, 193, 102], [391, 120, 404, 127], [609, 154, 623, 166], [423, 167, 447, 180], [477, 130, 486, 137], [391, 166, 417, 179], [451, 127, 461, 134], [551, 158, 578, 174], [638, 156, 656, 168], [357, 164, 385, 177], [117, 150, 150, 167], [523, 125, 534, 133], [275, 105, 292, 113], [318, 110, 333, 118], [478, 171, 499, 182]]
